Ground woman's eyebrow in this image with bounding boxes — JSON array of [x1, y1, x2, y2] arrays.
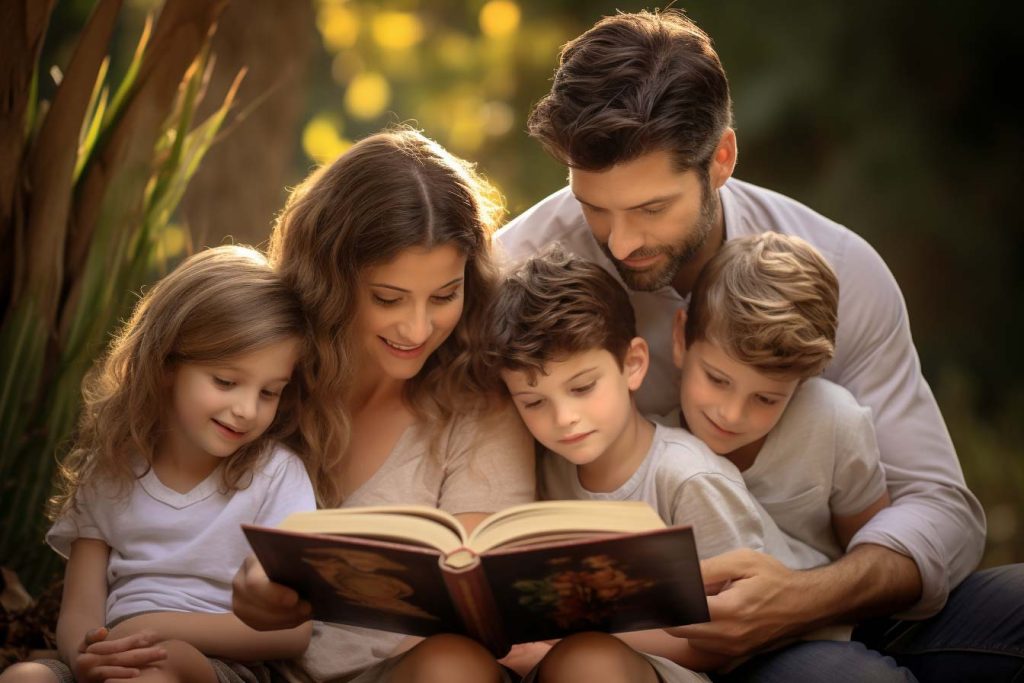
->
[[368, 277, 464, 293]]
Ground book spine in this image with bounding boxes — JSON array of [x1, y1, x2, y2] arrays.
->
[[440, 557, 510, 657]]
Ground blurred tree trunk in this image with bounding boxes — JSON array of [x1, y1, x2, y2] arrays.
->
[[181, 0, 316, 249], [0, 1, 57, 319]]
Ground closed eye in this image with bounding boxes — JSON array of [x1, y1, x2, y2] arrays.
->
[[372, 293, 400, 306], [571, 381, 596, 395], [705, 371, 727, 386], [521, 398, 544, 409], [212, 376, 234, 388], [756, 395, 779, 406], [431, 290, 460, 303]]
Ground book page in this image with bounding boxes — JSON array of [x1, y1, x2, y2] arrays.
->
[[276, 506, 467, 554], [467, 500, 667, 554]]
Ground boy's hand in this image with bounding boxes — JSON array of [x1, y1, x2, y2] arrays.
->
[[232, 554, 312, 631], [498, 641, 554, 677], [72, 627, 167, 681]]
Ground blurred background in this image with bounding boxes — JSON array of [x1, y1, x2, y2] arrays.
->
[[2, 0, 1021, 624]]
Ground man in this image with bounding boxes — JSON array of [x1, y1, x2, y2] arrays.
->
[[496, 9, 1023, 682]]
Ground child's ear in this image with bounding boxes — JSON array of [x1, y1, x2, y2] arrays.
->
[[624, 337, 650, 391], [672, 308, 688, 369]]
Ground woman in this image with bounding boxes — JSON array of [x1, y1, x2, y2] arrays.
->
[[232, 128, 534, 683]]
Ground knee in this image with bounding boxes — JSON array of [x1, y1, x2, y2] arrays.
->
[[397, 633, 503, 683], [537, 632, 655, 683], [0, 662, 59, 683], [846, 646, 916, 683]]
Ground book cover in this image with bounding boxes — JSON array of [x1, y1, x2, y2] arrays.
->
[[243, 523, 709, 654]]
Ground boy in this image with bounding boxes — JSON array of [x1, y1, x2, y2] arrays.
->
[[666, 232, 890, 561], [484, 247, 835, 680]]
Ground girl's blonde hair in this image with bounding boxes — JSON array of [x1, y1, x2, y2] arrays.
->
[[268, 126, 504, 507], [50, 245, 315, 518]]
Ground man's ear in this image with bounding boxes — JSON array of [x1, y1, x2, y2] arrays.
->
[[624, 337, 650, 392], [709, 128, 737, 190], [672, 308, 688, 369]]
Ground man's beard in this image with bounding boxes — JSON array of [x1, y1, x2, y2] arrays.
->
[[600, 181, 718, 292]]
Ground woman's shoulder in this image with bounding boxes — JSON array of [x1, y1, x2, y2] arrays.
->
[[444, 397, 531, 447]]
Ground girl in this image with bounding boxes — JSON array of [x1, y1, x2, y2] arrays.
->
[[231, 128, 535, 683], [1, 246, 323, 683]]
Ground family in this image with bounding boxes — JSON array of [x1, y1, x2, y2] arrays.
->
[[3, 9, 1022, 683]]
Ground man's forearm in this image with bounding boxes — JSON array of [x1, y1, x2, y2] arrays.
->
[[798, 543, 921, 626]]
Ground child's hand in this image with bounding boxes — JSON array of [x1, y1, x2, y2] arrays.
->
[[498, 641, 554, 677], [72, 627, 167, 681], [232, 554, 312, 631]]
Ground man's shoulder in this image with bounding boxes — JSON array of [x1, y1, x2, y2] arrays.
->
[[724, 179, 851, 256], [496, 186, 601, 263]]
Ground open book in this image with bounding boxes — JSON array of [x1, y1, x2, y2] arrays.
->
[[243, 500, 709, 655]]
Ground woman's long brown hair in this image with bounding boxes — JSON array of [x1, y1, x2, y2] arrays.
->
[[268, 127, 504, 507]]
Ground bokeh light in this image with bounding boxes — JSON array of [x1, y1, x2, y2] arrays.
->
[[480, 1, 520, 39], [302, 115, 351, 163], [344, 72, 391, 120], [317, 4, 359, 52], [372, 11, 424, 50]]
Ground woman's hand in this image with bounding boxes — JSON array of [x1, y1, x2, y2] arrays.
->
[[71, 627, 167, 681], [231, 555, 312, 631]]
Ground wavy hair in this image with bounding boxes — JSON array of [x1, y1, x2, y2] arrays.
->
[[268, 126, 504, 507], [528, 9, 732, 173], [50, 245, 315, 518], [685, 232, 839, 378], [483, 245, 636, 386]]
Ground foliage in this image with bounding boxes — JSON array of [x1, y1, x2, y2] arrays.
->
[[0, 0, 235, 591]]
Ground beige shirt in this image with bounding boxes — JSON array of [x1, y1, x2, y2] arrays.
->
[[279, 402, 536, 682]]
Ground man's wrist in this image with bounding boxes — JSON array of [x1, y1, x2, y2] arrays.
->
[[799, 544, 922, 626]]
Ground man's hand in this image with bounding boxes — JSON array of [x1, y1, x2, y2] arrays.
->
[[232, 554, 311, 631], [71, 627, 167, 681], [669, 545, 922, 658], [667, 549, 812, 656]]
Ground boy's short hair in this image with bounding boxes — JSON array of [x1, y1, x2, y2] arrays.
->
[[486, 246, 636, 382], [685, 233, 839, 379]]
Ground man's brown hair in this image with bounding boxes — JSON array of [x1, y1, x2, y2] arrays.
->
[[528, 9, 732, 173], [485, 246, 636, 383], [685, 233, 839, 378]]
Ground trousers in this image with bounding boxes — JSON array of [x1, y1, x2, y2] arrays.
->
[[712, 564, 1024, 683]]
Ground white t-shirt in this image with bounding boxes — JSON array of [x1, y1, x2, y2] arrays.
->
[[657, 378, 887, 561], [47, 445, 316, 624], [497, 178, 986, 617], [540, 423, 827, 569], [541, 423, 850, 643]]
